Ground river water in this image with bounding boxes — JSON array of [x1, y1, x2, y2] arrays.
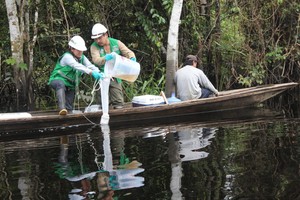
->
[[0, 104, 300, 199]]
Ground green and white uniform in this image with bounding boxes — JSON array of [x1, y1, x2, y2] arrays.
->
[[48, 52, 99, 111], [91, 38, 124, 106], [49, 52, 99, 89]]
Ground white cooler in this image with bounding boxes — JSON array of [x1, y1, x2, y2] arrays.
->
[[132, 95, 165, 107]]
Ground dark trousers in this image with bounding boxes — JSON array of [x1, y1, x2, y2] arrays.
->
[[99, 79, 124, 106], [200, 88, 213, 98], [50, 80, 75, 111]]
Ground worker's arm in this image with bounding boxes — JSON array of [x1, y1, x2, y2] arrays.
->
[[118, 41, 135, 59], [90, 45, 106, 66]]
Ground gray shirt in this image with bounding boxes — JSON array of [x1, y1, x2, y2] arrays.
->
[[174, 65, 218, 101]]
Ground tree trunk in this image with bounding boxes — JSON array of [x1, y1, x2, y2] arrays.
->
[[26, 0, 40, 110], [214, 0, 221, 88], [5, 0, 25, 111], [165, 0, 183, 97], [205, 0, 213, 79], [5, 0, 39, 111]]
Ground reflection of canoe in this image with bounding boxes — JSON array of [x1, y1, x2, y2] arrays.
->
[[0, 82, 298, 133], [0, 106, 282, 149]]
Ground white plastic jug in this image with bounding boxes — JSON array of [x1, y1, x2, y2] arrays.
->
[[104, 52, 140, 82]]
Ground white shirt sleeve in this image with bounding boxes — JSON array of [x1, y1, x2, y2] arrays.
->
[[60, 53, 100, 74]]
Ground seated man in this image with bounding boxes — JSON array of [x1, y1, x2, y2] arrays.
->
[[174, 55, 219, 101]]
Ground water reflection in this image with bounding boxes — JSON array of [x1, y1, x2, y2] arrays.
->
[[17, 150, 39, 199], [1, 115, 300, 199], [167, 127, 216, 200], [53, 124, 216, 199], [55, 125, 145, 199]]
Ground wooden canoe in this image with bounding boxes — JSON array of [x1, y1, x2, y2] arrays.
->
[[0, 82, 298, 133], [0, 106, 286, 143]]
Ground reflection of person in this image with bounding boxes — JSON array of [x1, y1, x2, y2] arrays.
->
[[97, 171, 114, 199], [56, 135, 96, 199], [48, 35, 104, 115], [174, 55, 219, 101], [90, 23, 136, 109], [68, 175, 96, 199], [55, 126, 144, 199], [98, 190, 114, 200]]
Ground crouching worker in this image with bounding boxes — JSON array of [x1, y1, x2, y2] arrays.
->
[[175, 55, 219, 101], [48, 35, 104, 115]]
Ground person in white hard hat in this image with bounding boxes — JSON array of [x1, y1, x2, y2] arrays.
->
[[48, 35, 104, 115], [90, 23, 136, 109]]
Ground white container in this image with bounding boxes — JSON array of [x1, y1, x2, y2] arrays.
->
[[132, 95, 165, 107], [0, 112, 32, 120], [104, 52, 140, 82], [84, 104, 102, 113]]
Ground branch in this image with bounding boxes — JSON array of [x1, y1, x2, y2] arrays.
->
[[59, 0, 70, 39]]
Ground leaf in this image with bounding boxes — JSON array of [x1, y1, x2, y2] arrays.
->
[[4, 58, 16, 65], [19, 63, 28, 71]]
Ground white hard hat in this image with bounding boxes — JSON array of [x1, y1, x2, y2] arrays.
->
[[91, 23, 108, 39], [68, 35, 87, 51]]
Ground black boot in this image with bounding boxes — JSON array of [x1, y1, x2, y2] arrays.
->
[[56, 88, 68, 115]]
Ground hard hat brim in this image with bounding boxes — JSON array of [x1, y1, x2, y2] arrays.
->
[[69, 44, 87, 51], [91, 33, 104, 39], [77, 46, 87, 51]]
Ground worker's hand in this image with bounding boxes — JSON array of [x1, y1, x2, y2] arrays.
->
[[215, 91, 219, 96], [91, 71, 104, 80], [130, 57, 136, 62], [105, 53, 114, 61]]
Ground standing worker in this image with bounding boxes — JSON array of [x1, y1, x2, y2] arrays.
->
[[48, 35, 104, 115], [174, 55, 219, 101], [90, 23, 136, 109]]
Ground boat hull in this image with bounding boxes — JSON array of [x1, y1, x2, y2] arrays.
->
[[0, 82, 298, 133]]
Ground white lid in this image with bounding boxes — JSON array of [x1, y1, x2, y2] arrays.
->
[[132, 95, 165, 104]]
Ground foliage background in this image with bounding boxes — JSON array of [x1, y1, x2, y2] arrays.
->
[[0, 0, 299, 111]]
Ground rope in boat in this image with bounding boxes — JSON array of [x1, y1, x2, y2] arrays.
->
[[80, 79, 102, 125], [74, 80, 101, 125]]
